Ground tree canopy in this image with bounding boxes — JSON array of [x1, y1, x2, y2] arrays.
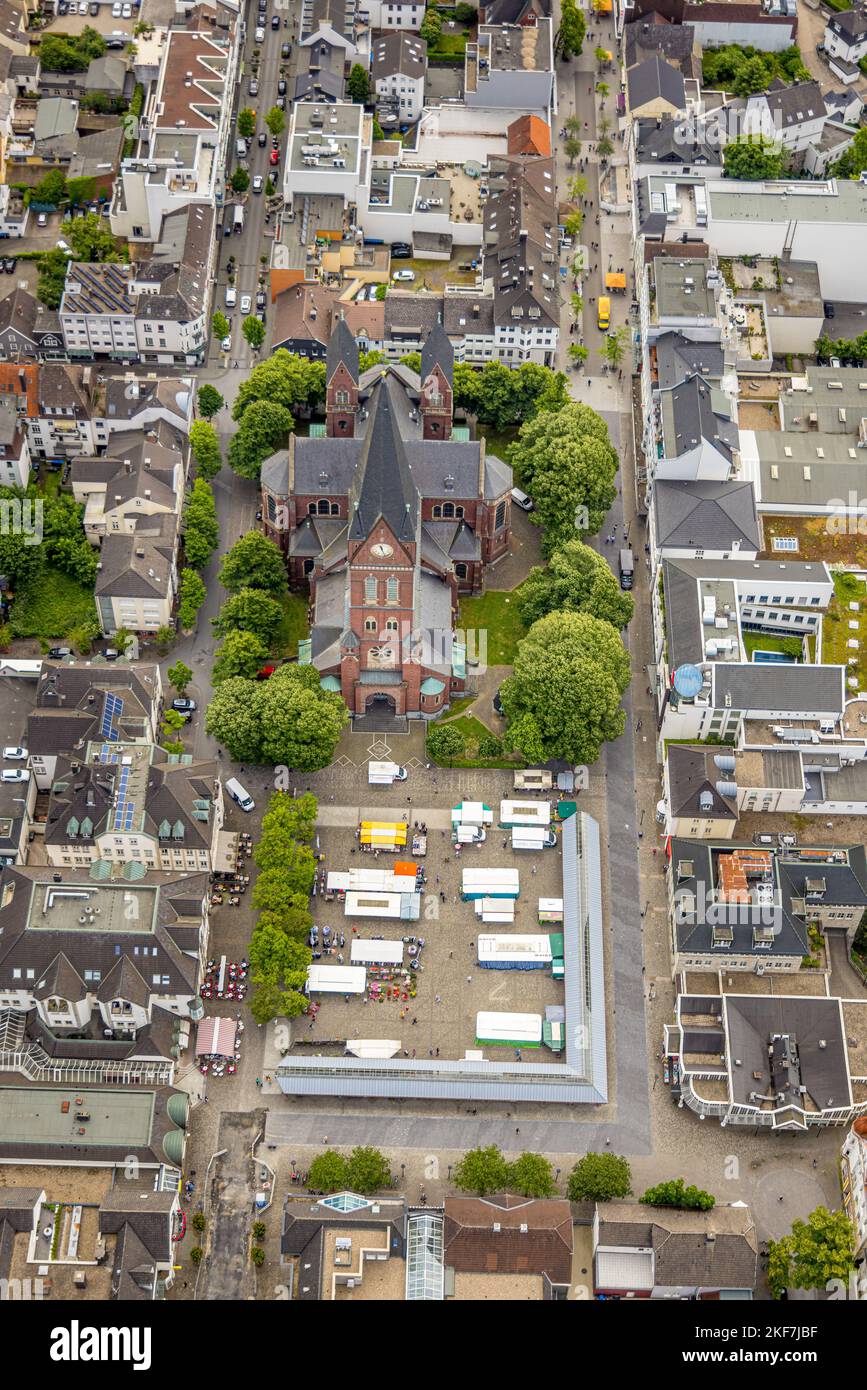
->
[[509, 401, 619, 551], [833, 125, 867, 180], [177, 568, 206, 630], [67, 213, 123, 263], [558, 0, 586, 59], [640, 1178, 715, 1211], [347, 63, 369, 103], [723, 136, 787, 181], [453, 1146, 509, 1196], [197, 384, 225, 420], [40, 26, 106, 73], [767, 1207, 855, 1300], [213, 588, 285, 644], [518, 539, 634, 631], [233, 349, 325, 421], [452, 361, 569, 431], [501, 611, 629, 764], [189, 419, 222, 481], [219, 532, 288, 597], [566, 1153, 633, 1202], [205, 664, 348, 770], [242, 315, 266, 351], [183, 479, 219, 570], [227, 399, 294, 479], [212, 629, 270, 684], [701, 43, 808, 96], [508, 1152, 557, 1198]]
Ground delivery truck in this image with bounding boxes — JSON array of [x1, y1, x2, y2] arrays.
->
[[368, 760, 407, 785]]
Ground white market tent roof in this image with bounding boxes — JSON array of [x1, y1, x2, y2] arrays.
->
[[307, 964, 366, 994], [350, 938, 404, 965], [475, 1011, 543, 1044], [345, 1039, 402, 1059]]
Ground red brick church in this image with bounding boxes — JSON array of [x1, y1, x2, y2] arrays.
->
[[260, 320, 514, 720]]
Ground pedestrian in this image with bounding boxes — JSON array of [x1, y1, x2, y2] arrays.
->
[[812, 1159, 817, 1169], [515, 1126, 520, 1134], [412, 1016, 417, 1025], [448, 951, 453, 959], [503, 837, 508, 848], [778, 1195, 784, 1202], [435, 994, 441, 1003], [436, 1047, 440, 1056], [467, 975, 472, 984]]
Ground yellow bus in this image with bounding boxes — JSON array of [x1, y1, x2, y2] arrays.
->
[[597, 296, 611, 331]]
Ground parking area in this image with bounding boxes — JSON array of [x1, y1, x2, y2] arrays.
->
[[425, 68, 463, 102], [42, 6, 137, 37], [292, 785, 568, 1066]]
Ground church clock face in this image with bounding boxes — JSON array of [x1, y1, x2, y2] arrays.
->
[[371, 542, 393, 558]]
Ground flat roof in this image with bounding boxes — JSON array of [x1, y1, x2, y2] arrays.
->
[[708, 178, 867, 225], [0, 1086, 155, 1149], [25, 880, 157, 936]]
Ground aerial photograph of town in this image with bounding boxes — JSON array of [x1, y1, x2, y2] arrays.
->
[[0, 0, 866, 1356]]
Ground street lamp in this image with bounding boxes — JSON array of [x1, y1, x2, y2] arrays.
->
[[447, 1164, 452, 1180], [555, 1167, 561, 1182], [401, 1163, 405, 1182]]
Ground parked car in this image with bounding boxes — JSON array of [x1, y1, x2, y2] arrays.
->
[[37, 213, 47, 229], [249, 78, 259, 96], [1, 769, 28, 783], [58, 1, 69, 12], [256, 309, 266, 325], [393, 269, 415, 282], [240, 294, 252, 315], [89, 1, 99, 13], [511, 487, 533, 511], [269, 148, 280, 165], [281, 41, 290, 57], [258, 130, 267, 146], [252, 174, 263, 193], [391, 243, 412, 258], [103, 648, 120, 660], [48, 646, 71, 659], [172, 698, 197, 713], [277, 77, 287, 95], [122, 1, 132, 13], [78, 1, 89, 13], [824, 301, 836, 319], [255, 25, 265, 40], [220, 333, 231, 352], [271, 13, 280, 26], [256, 290, 266, 308], [2, 747, 27, 761]]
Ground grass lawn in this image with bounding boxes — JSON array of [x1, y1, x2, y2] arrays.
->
[[427, 32, 469, 59], [272, 591, 308, 658], [441, 694, 476, 719], [432, 712, 520, 769], [821, 572, 867, 690], [9, 566, 96, 640], [459, 590, 526, 665], [741, 630, 805, 661], [478, 423, 519, 463], [35, 469, 62, 499]]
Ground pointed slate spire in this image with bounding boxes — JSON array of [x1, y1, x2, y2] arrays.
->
[[349, 376, 419, 544], [421, 320, 454, 391], [326, 316, 359, 384]]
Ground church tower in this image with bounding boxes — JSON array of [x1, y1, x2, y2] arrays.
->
[[325, 318, 359, 438], [419, 321, 454, 441]]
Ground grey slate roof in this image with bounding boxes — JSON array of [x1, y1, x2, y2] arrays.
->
[[595, 1201, 757, 1292], [654, 479, 759, 552], [626, 55, 686, 112], [654, 332, 725, 391], [725, 994, 851, 1114], [661, 374, 738, 463], [348, 376, 419, 544], [326, 316, 359, 384], [624, 17, 697, 76], [827, 10, 867, 42], [420, 320, 453, 390], [711, 663, 845, 716], [667, 745, 738, 822]]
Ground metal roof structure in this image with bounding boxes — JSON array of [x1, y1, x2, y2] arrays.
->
[[274, 811, 608, 1104]]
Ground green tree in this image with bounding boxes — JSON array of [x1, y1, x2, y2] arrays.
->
[[834, 125, 867, 179], [265, 106, 285, 137], [259, 791, 319, 846], [32, 168, 67, 206], [358, 349, 386, 372], [307, 1151, 349, 1193], [347, 62, 369, 103], [219, 532, 288, 597], [213, 588, 284, 643], [256, 664, 348, 769], [189, 1246, 203, 1264], [565, 136, 582, 166], [249, 923, 311, 987], [36, 249, 70, 309], [67, 213, 122, 263], [455, 2, 477, 20], [510, 401, 619, 549], [399, 352, 421, 373], [569, 343, 589, 365], [167, 661, 193, 695], [212, 311, 230, 341], [419, 8, 442, 43], [177, 568, 206, 630], [640, 1178, 715, 1211], [599, 325, 628, 372], [346, 1146, 392, 1195], [453, 1146, 509, 1197], [197, 384, 225, 420], [767, 1208, 855, 1299], [233, 349, 325, 422], [253, 835, 318, 885], [507, 1152, 557, 1198], [183, 478, 219, 570], [153, 624, 175, 652], [723, 136, 787, 181], [596, 133, 614, 159], [567, 1152, 632, 1202], [204, 677, 264, 761], [374, 283, 387, 302], [226, 400, 294, 480], [518, 540, 634, 631], [192, 1211, 206, 1233], [426, 722, 465, 762], [160, 707, 186, 753], [212, 629, 270, 684], [558, 0, 586, 59], [501, 611, 629, 764], [66, 176, 97, 207], [250, 1246, 265, 1266], [242, 315, 266, 351], [230, 167, 250, 193], [189, 419, 222, 481], [237, 107, 256, 138], [594, 45, 609, 65]]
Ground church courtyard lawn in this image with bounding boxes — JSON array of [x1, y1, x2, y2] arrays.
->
[[458, 590, 526, 666], [273, 592, 309, 659]]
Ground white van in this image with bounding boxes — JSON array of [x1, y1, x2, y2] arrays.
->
[[225, 777, 255, 812], [368, 760, 407, 785], [511, 487, 533, 512], [236, 137, 248, 160], [225, 285, 237, 308]]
